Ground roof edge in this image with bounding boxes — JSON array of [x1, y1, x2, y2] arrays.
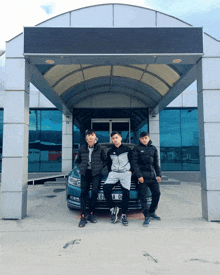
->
[[6, 3, 220, 43]]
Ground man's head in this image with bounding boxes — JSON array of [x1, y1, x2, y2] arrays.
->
[[139, 131, 151, 146], [111, 131, 122, 147], [85, 129, 97, 147]]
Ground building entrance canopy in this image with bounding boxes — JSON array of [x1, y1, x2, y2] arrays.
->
[[3, 3, 220, 221], [23, 27, 203, 116]]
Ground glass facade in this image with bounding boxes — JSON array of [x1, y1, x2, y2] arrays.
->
[[0, 109, 3, 172], [131, 122, 149, 144], [160, 108, 199, 171], [0, 108, 200, 173], [29, 109, 62, 172]]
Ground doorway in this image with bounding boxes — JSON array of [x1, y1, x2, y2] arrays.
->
[[91, 118, 131, 143]]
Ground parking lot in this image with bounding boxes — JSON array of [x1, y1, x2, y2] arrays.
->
[[1, 182, 220, 275]]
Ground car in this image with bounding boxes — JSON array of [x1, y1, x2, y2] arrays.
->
[[66, 143, 152, 210]]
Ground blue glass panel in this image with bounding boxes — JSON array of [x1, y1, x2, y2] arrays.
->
[[29, 110, 41, 172], [159, 108, 199, 171], [0, 109, 3, 173], [160, 109, 181, 147], [132, 122, 149, 144], [181, 109, 199, 171], [28, 109, 62, 172], [73, 123, 80, 162]]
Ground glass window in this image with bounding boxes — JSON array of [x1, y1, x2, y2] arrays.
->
[[73, 122, 80, 162], [28, 109, 62, 172], [132, 121, 149, 144], [92, 122, 110, 143], [0, 109, 3, 173], [181, 109, 199, 171], [159, 108, 199, 171]]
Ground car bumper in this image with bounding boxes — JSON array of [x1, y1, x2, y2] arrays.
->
[[66, 184, 152, 210]]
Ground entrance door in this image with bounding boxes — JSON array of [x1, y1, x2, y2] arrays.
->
[[91, 119, 130, 143]]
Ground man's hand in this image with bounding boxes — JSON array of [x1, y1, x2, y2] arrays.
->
[[157, 176, 161, 183], [138, 177, 144, 183], [130, 171, 132, 175]]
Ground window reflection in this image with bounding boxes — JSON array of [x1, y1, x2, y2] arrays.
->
[[160, 108, 199, 171], [29, 109, 62, 172], [0, 109, 3, 172]]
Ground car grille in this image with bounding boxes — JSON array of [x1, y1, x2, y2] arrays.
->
[[89, 181, 137, 190]]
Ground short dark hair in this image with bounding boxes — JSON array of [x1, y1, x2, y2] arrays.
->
[[85, 129, 96, 135], [111, 131, 121, 137], [140, 131, 149, 138]]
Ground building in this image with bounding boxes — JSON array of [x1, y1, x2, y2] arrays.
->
[[0, 4, 220, 221]]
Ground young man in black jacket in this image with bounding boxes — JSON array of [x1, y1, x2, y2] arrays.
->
[[75, 129, 107, 227], [132, 131, 161, 227], [103, 132, 132, 226]]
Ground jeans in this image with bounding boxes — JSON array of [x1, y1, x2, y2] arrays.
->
[[80, 169, 102, 215], [103, 184, 130, 214], [138, 178, 161, 217]]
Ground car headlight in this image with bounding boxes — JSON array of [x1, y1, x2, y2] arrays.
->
[[68, 176, 81, 187]]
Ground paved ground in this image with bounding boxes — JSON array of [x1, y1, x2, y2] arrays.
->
[[1, 182, 220, 275]]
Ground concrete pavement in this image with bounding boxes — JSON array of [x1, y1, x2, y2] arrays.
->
[[1, 182, 220, 275]]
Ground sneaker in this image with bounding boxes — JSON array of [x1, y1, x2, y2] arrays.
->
[[87, 214, 97, 223], [121, 214, 129, 226], [143, 216, 151, 227], [110, 207, 119, 223], [150, 212, 161, 220], [78, 216, 87, 228]]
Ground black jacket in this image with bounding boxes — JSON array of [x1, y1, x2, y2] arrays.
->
[[107, 144, 132, 173], [75, 142, 107, 176], [131, 140, 161, 179]]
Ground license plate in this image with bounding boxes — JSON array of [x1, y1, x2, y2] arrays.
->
[[97, 193, 122, 201]]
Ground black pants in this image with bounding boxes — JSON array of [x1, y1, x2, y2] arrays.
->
[[103, 184, 130, 214], [138, 178, 161, 217], [80, 169, 102, 215]]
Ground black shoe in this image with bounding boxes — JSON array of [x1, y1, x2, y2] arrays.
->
[[87, 214, 97, 223], [121, 214, 129, 226], [150, 212, 161, 220], [78, 216, 87, 228], [110, 207, 119, 223], [143, 216, 151, 227]]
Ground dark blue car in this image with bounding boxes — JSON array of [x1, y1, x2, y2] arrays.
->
[[66, 143, 152, 210]]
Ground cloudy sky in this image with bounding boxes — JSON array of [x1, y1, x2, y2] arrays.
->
[[1, 0, 220, 51]]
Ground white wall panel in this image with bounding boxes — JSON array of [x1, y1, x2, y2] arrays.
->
[[37, 13, 70, 27], [203, 33, 220, 57], [157, 13, 190, 27], [39, 93, 55, 108], [182, 89, 197, 107], [3, 124, 29, 157], [1, 157, 28, 192], [114, 5, 156, 27], [204, 123, 220, 155], [167, 94, 183, 107], [71, 5, 113, 27], [6, 34, 23, 58]]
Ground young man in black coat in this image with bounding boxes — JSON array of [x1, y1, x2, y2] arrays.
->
[[75, 129, 107, 227], [132, 131, 161, 227]]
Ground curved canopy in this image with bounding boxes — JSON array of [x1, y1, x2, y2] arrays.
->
[[41, 64, 183, 110]]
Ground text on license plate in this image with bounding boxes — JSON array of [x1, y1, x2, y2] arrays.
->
[[97, 193, 122, 201]]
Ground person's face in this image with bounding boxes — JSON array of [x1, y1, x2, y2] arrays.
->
[[111, 134, 122, 147], [140, 135, 150, 146], [86, 133, 96, 147]]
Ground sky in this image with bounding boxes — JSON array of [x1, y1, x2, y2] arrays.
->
[[1, 0, 220, 53]]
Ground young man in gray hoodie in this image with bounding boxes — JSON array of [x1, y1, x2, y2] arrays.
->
[[103, 132, 132, 226]]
